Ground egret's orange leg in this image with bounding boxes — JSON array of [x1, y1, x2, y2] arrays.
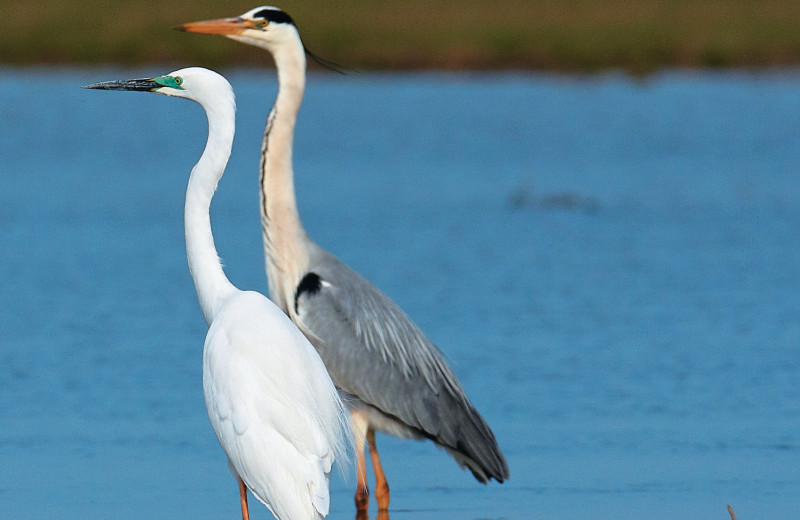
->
[[237, 476, 251, 520], [367, 428, 390, 511]]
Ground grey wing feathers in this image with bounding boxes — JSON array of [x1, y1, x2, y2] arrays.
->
[[294, 247, 509, 483]]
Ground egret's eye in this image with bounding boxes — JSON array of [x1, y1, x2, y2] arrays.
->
[[154, 75, 183, 89]]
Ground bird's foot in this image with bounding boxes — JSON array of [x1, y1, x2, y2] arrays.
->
[[355, 485, 370, 512], [375, 481, 389, 511]]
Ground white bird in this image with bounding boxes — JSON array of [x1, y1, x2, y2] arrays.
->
[[84, 67, 351, 520], [178, 8, 509, 512]]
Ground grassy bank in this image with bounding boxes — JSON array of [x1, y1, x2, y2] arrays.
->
[[4, 1, 800, 72]]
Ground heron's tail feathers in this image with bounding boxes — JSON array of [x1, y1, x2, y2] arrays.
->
[[435, 401, 509, 484]]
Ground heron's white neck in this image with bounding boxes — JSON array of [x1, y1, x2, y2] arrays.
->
[[185, 91, 238, 324], [259, 35, 310, 312]]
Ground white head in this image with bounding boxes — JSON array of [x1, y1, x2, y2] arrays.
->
[[84, 67, 235, 112], [179, 6, 302, 53]]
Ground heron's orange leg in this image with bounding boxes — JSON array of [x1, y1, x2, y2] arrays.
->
[[350, 410, 371, 511], [367, 428, 390, 511], [237, 476, 250, 520], [355, 438, 370, 511]]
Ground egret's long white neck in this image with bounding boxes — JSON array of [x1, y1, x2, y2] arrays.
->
[[258, 32, 309, 313], [185, 90, 238, 324]]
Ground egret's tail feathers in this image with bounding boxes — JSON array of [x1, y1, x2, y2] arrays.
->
[[308, 473, 331, 518]]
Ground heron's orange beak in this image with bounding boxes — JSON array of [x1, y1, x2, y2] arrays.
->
[[176, 17, 252, 35]]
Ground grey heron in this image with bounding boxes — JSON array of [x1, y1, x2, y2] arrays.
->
[[178, 7, 510, 511], [85, 67, 351, 520]]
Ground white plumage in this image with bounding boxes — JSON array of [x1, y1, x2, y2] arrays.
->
[[85, 67, 350, 520], [204, 290, 346, 519]]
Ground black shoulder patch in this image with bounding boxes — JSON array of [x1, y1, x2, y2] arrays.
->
[[295, 272, 322, 313], [253, 8, 296, 26]]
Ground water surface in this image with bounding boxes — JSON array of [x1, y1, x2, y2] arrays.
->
[[1, 67, 799, 519]]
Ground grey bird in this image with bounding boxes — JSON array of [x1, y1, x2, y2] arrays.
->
[[179, 6, 509, 511]]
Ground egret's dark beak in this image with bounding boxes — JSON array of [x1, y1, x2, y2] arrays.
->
[[82, 78, 160, 92], [176, 17, 252, 35]]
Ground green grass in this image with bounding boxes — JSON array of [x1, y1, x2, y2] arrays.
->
[[4, 1, 800, 71]]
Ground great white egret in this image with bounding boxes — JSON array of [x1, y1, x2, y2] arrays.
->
[[179, 7, 509, 511], [84, 67, 351, 520]]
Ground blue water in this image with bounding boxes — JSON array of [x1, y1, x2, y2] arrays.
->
[[1, 67, 799, 519]]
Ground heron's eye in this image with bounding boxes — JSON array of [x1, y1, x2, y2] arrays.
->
[[258, 19, 268, 28]]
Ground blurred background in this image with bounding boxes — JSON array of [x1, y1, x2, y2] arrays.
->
[[4, 0, 800, 73]]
